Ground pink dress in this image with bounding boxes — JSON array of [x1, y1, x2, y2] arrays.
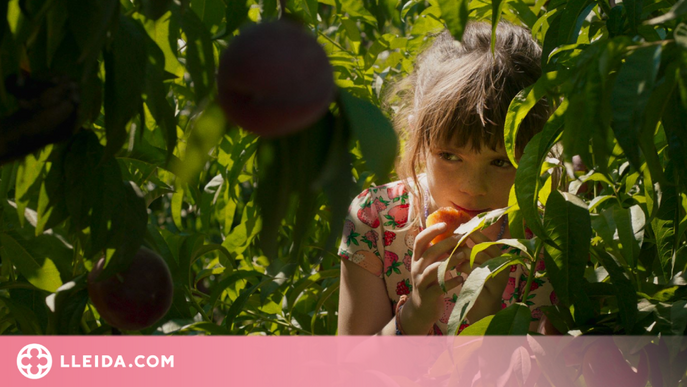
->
[[338, 179, 556, 335]]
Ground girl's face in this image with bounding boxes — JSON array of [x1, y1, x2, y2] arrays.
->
[[424, 140, 516, 238]]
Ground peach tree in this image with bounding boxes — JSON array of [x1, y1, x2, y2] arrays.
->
[[0, 2, 685, 378]]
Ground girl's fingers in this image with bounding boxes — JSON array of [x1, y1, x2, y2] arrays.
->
[[418, 235, 463, 272], [420, 254, 468, 293], [444, 275, 464, 292], [413, 223, 449, 272]]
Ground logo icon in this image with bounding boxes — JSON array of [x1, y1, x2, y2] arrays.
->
[[17, 344, 52, 380]]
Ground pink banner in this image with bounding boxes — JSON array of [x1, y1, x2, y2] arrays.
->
[[2, 336, 682, 386]]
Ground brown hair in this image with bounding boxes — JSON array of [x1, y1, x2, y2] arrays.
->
[[386, 21, 551, 226]]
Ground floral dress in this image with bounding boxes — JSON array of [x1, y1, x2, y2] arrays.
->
[[338, 179, 556, 335]]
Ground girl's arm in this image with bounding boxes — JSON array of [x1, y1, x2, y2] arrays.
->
[[339, 259, 447, 335], [338, 259, 394, 335]]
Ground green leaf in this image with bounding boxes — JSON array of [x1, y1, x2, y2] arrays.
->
[[508, 0, 538, 28], [491, 0, 511, 52], [339, 89, 397, 181], [46, 278, 89, 334], [624, 0, 643, 34], [448, 255, 522, 335], [171, 183, 185, 230], [36, 146, 69, 234], [104, 16, 148, 159], [610, 44, 662, 173], [66, 0, 119, 64], [438, 207, 515, 291], [670, 300, 687, 336], [436, 0, 469, 41], [542, 191, 590, 309], [190, 0, 225, 35], [592, 247, 637, 333], [172, 103, 226, 184], [178, 5, 216, 101], [91, 182, 149, 280], [615, 204, 645, 269], [64, 132, 147, 273], [226, 0, 249, 35], [339, 0, 378, 26], [457, 315, 494, 335], [142, 0, 173, 20], [14, 149, 48, 227], [139, 27, 179, 163], [0, 296, 43, 334], [485, 302, 532, 335], [0, 232, 62, 292], [514, 100, 566, 240], [540, 10, 562, 68], [207, 270, 265, 309], [504, 71, 565, 168], [223, 280, 264, 330], [662, 87, 687, 192], [469, 239, 535, 267], [555, 0, 594, 46], [651, 168, 680, 280], [286, 269, 340, 309], [45, 3, 68, 67], [675, 23, 687, 49], [645, 0, 687, 25], [141, 11, 184, 77]]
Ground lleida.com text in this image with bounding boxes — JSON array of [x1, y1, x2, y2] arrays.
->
[[60, 354, 174, 368]]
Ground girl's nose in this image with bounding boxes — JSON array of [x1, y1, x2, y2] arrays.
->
[[459, 169, 488, 197]]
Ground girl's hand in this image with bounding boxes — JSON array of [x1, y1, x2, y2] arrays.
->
[[399, 222, 465, 334], [453, 231, 505, 272], [451, 230, 511, 320]]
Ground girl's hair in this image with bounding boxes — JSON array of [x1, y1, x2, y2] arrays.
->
[[385, 21, 551, 227]]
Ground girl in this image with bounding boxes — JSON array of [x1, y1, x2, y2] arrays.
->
[[337, 21, 555, 335]]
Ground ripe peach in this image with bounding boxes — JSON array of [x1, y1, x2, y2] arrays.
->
[[88, 247, 174, 331], [216, 20, 335, 137], [426, 207, 472, 245]]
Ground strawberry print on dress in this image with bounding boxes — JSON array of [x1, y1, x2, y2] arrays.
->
[[396, 279, 412, 295], [383, 231, 396, 246], [385, 204, 409, 228], [361, 230, 379, 249]]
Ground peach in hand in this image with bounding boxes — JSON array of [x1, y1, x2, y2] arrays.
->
[[426, 207, 472, 245]]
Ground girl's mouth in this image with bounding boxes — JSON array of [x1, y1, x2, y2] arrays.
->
[[451, 202, 491, 216]]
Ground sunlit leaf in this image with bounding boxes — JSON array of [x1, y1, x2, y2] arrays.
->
[[0, 232, 62, 292], [485, 302, 532, 335]]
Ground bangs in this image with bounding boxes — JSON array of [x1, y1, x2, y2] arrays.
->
[[416, 53, 509, 154]]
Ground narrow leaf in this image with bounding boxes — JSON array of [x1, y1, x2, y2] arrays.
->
[[542, 191, 590, 307], [610, 45, 662, 173]]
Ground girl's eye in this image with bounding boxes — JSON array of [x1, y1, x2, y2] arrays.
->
[[493, 159, 512, 168], [439, 152, 460, 162]]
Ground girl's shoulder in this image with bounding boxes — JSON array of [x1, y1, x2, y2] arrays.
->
[[356, 180, 410, 202], [354, 180, 412, 230]]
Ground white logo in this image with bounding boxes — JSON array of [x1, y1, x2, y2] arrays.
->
[[17, 344, 52, 379]]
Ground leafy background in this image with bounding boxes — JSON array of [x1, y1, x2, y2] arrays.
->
[[0, 0, 685, 365]]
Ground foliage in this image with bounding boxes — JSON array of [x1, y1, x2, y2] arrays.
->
[[0, 0, 685, 364]]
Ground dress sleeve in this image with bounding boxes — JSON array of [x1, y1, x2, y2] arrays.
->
[[338, 188, 385, 278]]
